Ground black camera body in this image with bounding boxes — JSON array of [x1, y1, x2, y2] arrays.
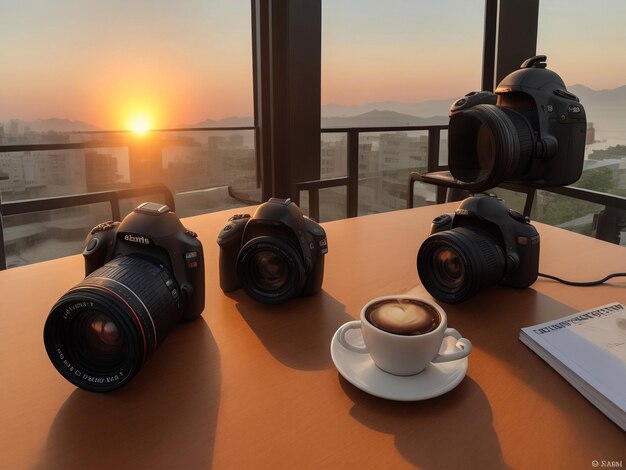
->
[[44, 202, 205, 392], [217, 198, 328, 304], [421, 55, 586, 191], [417, 194, 539, 303], [84, 202, 205, 320]]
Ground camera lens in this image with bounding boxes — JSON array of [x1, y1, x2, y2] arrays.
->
[[75, 311, 125, 369], [44, 256, 181, 392], [237, 236, 305, 304], [417, 227, 506, 303], [448, 104, 534, 189], [432, 248, 465, 290], [251, 250, 290, 291]]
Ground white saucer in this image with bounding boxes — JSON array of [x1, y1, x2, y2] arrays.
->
[[331, 325, 469, 401]]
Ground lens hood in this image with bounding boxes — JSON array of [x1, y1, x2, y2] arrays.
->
[[448, 105, 533, 190]]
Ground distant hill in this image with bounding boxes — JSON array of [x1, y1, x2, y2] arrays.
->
[[191, 110, 448, 129], [190, 84, 626, 130], [568, 84, 626, 108], [321, 109, 448, 128], [567, 84, 626, 134], [1, 118, 100, 133], [4, 84, 624, 134], [192, 116, 254, 128], [321, 98, 455, 119]]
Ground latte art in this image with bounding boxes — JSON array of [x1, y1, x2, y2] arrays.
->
[[365, 298, 440, 336]]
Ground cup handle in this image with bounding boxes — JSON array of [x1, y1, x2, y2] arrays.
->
[[337, 321, 369, 354], [431, 328, 472, 363]]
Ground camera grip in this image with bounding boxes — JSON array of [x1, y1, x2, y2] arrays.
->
[[83, 223, 118, 276], [218, 251, 241, 293], [217, 217, 248, 293]]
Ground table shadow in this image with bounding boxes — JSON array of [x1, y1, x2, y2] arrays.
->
[[36, 319, 220, 470], [341, 376, 511, 470], [428, 286, 626, 433], [234, 290, 353, 370]]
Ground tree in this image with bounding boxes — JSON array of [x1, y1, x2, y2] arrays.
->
[[573, 166, 616, 193]]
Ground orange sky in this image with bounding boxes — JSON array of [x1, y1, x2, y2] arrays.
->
[[1, 0, 624, 130]]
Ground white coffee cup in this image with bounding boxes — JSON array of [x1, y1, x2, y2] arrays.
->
[[337, 295, 472, 376]]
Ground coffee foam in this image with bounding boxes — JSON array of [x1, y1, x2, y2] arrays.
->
[[366, 298, 440, 336]]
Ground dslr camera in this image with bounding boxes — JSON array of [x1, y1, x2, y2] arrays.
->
[[417, 194, 539, 303], [43, 202, 205, 392], [420, 55, 586, 191], [217, 198, 328, 304]]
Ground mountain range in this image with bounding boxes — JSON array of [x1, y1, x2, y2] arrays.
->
[[3, 84, 625, 133], [1, 118, 101, 133], [193, 110, 448, 128]]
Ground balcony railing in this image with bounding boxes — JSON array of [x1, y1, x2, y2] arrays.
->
[[1, 123, 624, 269], [0, 126, 257, 202], [0, 126, 257, 269], [296, 125, 447, 221], [309, 125, 625, 243]]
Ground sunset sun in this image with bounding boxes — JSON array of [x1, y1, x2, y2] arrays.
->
[[128, 115, 151, 134]]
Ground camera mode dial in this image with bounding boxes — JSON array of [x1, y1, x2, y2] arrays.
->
[[430, 214, 453, 234], [218, 214, 250, 241], [228, 214, 251, 222], [84, 237, 99, 255], [450, 91, 497, 113], [90, 221, 119, 235], [432, 214, 452, 226]]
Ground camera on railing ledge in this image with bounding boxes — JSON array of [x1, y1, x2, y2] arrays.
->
[[419, 55, 587, 191], [43, 202, 205, 392], [217, 198, 328, 304], [417, 193, 539, 303]]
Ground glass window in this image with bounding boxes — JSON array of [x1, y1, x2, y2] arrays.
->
[[538, 0, 626, 199], [535, 0, 626, 244], [0, 1, 255, 267], [322, 0, 484, 113], [0, 0, 252, 130], [320, 0, 485, 218]]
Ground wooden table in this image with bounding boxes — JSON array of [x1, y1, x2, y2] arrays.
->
[[1, 203, 625, 469]]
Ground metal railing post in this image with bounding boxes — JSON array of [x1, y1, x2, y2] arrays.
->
[[309, 189, 320, 222], [427, 127, 441, 172], [346, 130, 359, 218]]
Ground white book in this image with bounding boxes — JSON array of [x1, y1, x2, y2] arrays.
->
[[519, 302, 626, 432]]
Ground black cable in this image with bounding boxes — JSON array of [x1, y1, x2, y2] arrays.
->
[[538, 272, 626, 287]]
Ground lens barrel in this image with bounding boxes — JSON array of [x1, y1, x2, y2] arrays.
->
[[449, 104, 534, 189], [237, 236, 305, 304], [43, 256, 181, 392], [417, 226, 506, 303]]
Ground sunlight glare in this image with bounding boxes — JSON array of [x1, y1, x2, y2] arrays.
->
[[129, 116, 151, 134]]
